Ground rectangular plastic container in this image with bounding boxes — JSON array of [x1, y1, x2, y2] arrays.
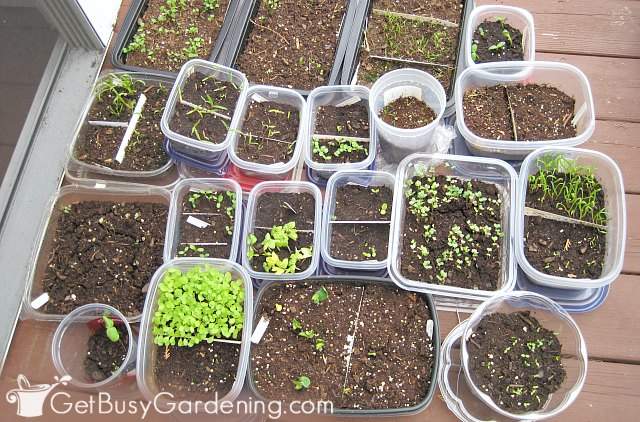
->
[[455, 61, 596, 160], [388, 153, 517, 300], [160, 59, 249, 161], [241, 181, 322, 281], [22, 181, 172, 322], [321, 170, 395, 271], [516, 147, 626, 289], [136, 258, 253, 412]]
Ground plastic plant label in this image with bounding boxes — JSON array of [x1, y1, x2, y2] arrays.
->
[[572, 102, 587, 127], [30, 293, 49, 310], [383, 86, 422, 107], [251, 93, 268, 103], [251, 315, 270, 344], [186, 216, 209, 229], [335, 96, 361, 108], [115, 93, 147, 164], [94, 183, 106, 189], [426, 319, 434, 340]]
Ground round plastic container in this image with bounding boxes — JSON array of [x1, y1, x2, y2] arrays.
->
[[369, 69, 446, 153], [455, 61, 596, 160], [464, 5, 535, 68], [516, 147, 626, 289], [52, 304, 136, 390], [461, 291, 588, 420], [137, 258, 253, 412], [241, 181, 322, 281]]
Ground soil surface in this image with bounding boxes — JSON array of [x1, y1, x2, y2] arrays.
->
[[380, 96, 436, 129], [122, 0, 231, 72], [84, 324, 129, 383], [235, 0, 348, 91], [330, 185, 393, 262], [468, 311, 566, 413], [42, 201, 168, 316], [472, 20, 524, 63], [315, 101, 370, 138], [463, 84, 577, 141], [373, 0, 464, 23]]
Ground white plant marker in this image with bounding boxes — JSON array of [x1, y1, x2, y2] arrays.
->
[[251, 316, 271, 344], [115, 93, 147, 164], [335, 96, 361, 108], [31, 293, 49, 310], [186, 216, 209, 229]]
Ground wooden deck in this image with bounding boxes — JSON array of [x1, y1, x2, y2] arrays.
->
[[0, 0, 638, 420]]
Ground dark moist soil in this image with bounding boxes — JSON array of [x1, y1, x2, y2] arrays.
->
[[235, 0, 348, 91], [380, 96, 436, 129], [75, 83, 171, 172], [42, 201, 168, 316], [401, 175, 504, 290], [463, 84, 577, 141], [84, 325, 129, 383], [251, 282, 434, 409], [236, 101, 300, 164], [524, 216, 605, 279], [315, 101, 370, 138], [250, 192, 315, 273], [468, 311, 566, 413], [373, 0, 464, 23], [123, 0, 231, 72], [154, 342, 240, 400], [330, 185, 393, 262], [170, 73, 241, 144], [472, 20, 524, 63]]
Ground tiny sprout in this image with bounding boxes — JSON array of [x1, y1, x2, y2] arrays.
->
[[292, 318, 302, 331], [315, 338, 325, 351], [367, 351, 377, 357], [299, 329, 316, 339], [471, 42, 479, 62], [103, 316, 120, 343], [311, 286, 328, 305], [379, 202, 388, 216], [293, 375, 311, 391], [275, 303, 283, 312], [502, 28, 513, 46], [495, 16, 506, 27], [488, 41, 506, 52]]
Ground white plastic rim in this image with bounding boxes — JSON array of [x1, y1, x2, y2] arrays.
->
[[241, 181, 322, 281], [464, 5, 536, 68], [516, 146, 627, 289], [455, 61, 596, 159], [460, 291, 588, 421]]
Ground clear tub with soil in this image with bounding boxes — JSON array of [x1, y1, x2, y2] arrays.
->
[[160, 59, 248, 161], [305, 85, 377, 180], [137, 258, 252, 411], [23, 181, 171, 322], [455, 61, 596, 159], [248, 276, 440, 416], [460, 291, 588, 420], [516, 147, 626, 289], [164, 178, 243, 262], [228, 85, 307, 180], [241, 181, 322, 281], [464, 5, 535, 67], [52, 303, 136, 391], [321, 170, 395, 271], [388, 153, 517, 300]]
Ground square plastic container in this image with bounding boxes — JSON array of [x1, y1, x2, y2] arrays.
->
[[160, 59, 249, 161], [22, 181, 172, 322], [516, 147, 626, 289], [464, 5, 535, 68], [388, 153, 517, 300], [321, 170, 395, 271], [228, 85, 307, 179], [136, 258, 253, 412], [164, 178, 243, 262], [304, 85, 377, 179], [241, 181, 322, 281], [455, 61, 596, 160]]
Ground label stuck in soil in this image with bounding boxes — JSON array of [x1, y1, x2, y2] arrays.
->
[[115, 93, 147, 164], [251, 316, 270, 344], [383, 86, 423, 107], [251, 93, 268, 103], [30, 293, 49, 310], [186, 216, 209, 229], [335, 96, 362, 108]]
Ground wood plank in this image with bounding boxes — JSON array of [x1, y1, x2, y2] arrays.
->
[[625, 194, 640, 274]]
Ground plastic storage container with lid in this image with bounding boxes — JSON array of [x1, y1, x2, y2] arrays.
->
[[455, 61, 596, 160], [516, 147, 626, 289], [137, 258, 253, 412], [387, 153, 518, 300], [166, 138, 231, 177], [460, 291, 588, 421]]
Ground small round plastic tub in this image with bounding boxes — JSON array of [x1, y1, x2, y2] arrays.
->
[[455, 61, 596, 160], [369, 69, 446, 154], [460, 291, 588, 421], [464, 5, 535, 68], [321, 170, 395, 272], [228, 85, 307, 180], [241, 181, 322, 281], [516, 147, 626, 289]]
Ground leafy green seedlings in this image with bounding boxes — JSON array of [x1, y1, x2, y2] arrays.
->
[[178, 244, 210, 258], [488, 41, 506, 52], [312, 137, 367, 162], [379, 202, 388, 216], [471, 42, 480, 62], [293, 375, 311, 390], [103, 316, 120, 343], [311, 286, 328, 304], [315, 338, 326, 352], [247, 222, 313, 274], [362, 245, 377, 259]]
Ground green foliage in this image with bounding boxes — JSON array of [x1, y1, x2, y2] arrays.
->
[[502, 29, 513, 46], [311, 286, 328, 304], [203, 0, 219, 13], [293, 375, 311, 390], [488, 41, 506, 52], [178, 244, 210, 258], [312, 137, 367, 162], [96, 74, 144, 118], [471, 42, 479, 62], [122, 22, 147, 55], [315, 338, 325, 352], [102, 316, 120, 343], [247, 222, 313, 274], [266, 0, 280, 11], [183, 36, 205, 59]]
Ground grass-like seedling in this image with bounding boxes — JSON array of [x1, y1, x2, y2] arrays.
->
[[247, 222, 313, 274], [102, 316, 120, 343], [96, 74, 144, 118]]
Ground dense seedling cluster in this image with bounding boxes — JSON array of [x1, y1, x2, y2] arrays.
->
[[312, 137, 367, 162], [247, 222, 313, 274], [96, 74, 144, 118]]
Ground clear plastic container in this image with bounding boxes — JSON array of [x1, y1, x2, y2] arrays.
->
[[460, 291, 588, 420], [387, 153, 518, 300], [516, 147, 626, 289], [455, 61, 596, 160], [304, 85, 377, 179], [164, 178, 243, 261], [51, 303, 137, 390], [160, 59, 249, 161], [369, 69, 446, 153], [228, 85, 307, 179], [464, 5, 535, 68], [321, 170, 395, 271], [241, 181, 322, 281], [22, 181, 172, 322], [136, 258, 253, 412]]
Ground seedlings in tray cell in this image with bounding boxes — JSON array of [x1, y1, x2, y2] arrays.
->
[[247, 222, 313, 275], [311, 286, 329, 305], [103, 316, 121, 343], [178, 244, 210, 258], [203, 0, 219, 13], [293, 375, 311, 391]]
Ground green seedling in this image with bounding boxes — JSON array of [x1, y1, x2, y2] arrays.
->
[[96, 74, 143, 117], [478, 26, 486, 38], [178, 244, 209, 258], [502, 29, 513, 46], [103, 316, 120, 343], [291, 318, 302, 331], [488, 41, 506, 52], [379, 202, 388, 216], [315, 338, 326, 352], [471, 42, 480, 62], [312, 286, 329, 304], [495, 16, 506, 28], [362, 245, 377, 259], [299, 329, 316, 339], [293, 376, 311, 391], [275, 303, 283, 312]]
